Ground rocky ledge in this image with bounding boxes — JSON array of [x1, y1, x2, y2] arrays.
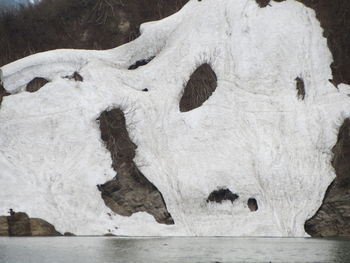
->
[[0, 212, 61, 237]]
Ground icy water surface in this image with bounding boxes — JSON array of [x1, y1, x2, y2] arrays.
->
[[0, 237, 350, 263]]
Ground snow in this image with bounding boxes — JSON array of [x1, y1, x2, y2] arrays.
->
[[1, 0, 350, 236]]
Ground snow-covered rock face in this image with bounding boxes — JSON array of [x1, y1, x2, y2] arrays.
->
[[1, 0, 350, 236]]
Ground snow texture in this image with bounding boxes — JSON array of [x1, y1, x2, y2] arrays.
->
[[1, 0, 350, 236]]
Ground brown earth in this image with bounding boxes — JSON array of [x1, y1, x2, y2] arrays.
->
[[97, 108, 174, 225]]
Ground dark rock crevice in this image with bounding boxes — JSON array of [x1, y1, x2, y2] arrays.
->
[[0, 212, 61, 237], [97, 108, 174, 225], [207, 188, 239, 204], [179, 63, 217, 112], [305, 119, 350, 237]]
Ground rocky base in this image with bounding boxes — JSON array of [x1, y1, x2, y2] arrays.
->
[[0, 212, 62, 236]]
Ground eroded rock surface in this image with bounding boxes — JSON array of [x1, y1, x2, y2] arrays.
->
[[305, 119, 350, 237], [97, 108, 174, 225], [0, 212, 61, 236], [179, 63, 217, 112]]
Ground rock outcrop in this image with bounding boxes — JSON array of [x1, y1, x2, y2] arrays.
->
[[97, 108, 174, 225], [0, 212, 61, 236], [305, 119, 350, 237]]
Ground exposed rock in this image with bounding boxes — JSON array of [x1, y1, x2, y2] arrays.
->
[[7, 212, 31, 236], [0, 216, 9, 236], [26, 77, 49, 93], [296, 0, 350, 86], [97, 108, 174, 225], [30, 218, 62, 236], [248, 198, 258, 212], [305, 119, 350, 236], [255, 0, 271, 8], [295, 77, 305, 100], [207, 188, 239, 204], [0, 212, 61, 236], [0, 83, 10, 106], [179, 63, 217, 112], [128, 57, 155, 70], [64, 72, 83, 82]]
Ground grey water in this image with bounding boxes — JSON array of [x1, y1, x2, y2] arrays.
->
[[1, 237, 350, 263]]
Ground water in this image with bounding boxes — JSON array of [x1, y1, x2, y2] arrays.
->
[[0, 237, 350, 263]]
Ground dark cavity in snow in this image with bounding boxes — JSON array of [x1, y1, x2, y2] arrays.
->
[[207, 188, 239, 204], [305, 118, 350, 237], [97, 108, 174, 225], [179, 63, 217, 112], [26, 77, 49, 93], [295, 77, 305, 100], [247, 198, 258, 212], [128, 56, 155, 70], [64, 72, 83, 82]]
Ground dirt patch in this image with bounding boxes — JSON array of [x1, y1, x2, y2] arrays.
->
[[207, 188, 239, 204], [305, 119, 350, 237], [97, 108, 174, 225], [179, 63, 217, 112], [26, 77, 49, 93]]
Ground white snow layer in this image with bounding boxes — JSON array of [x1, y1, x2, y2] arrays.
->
[[1, 0, 350, 237]]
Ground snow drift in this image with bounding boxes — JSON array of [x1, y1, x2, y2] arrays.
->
[[1, 0, 350, 236]]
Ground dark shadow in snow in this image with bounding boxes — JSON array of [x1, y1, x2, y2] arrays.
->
[[26, 77, 49, 93], [97, 108, 174, 225], [128, 56, 155, 70], [179, 63, 217, 112], [207, 188, 239, 204]]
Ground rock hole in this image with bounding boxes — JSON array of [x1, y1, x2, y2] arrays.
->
[[179, 63, 217, 112], [128, 56, 155, 70], [26, 77, 49, 93], [142, 88, 148, 92], [207, 188, 239, 204], [247, 198, 258, 212], [97, 108, 174, 225], [295, 77, 305, 100]]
